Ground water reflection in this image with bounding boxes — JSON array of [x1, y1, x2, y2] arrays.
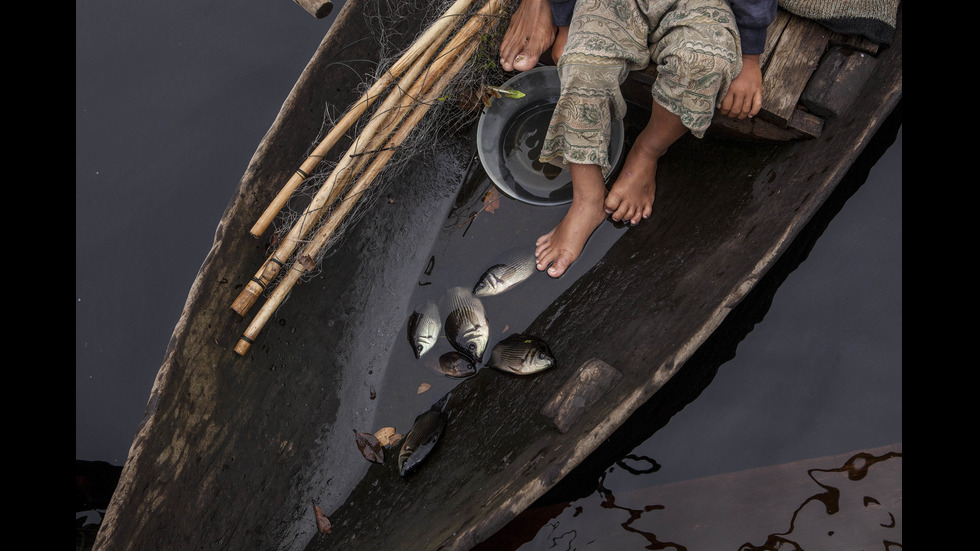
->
[[504, 102, 565, 184], [590, 456, 680, 551], [477, 446, 902, 550], [738, 449, 903, 551]]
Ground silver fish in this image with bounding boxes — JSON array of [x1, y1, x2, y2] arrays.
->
[[473, 250, 537, 297], [438, 351, 477, 378], [486, 333, 556, 375], [398, 409, 446, 477], [407, 301, 441, 359], [444, 286, 490, 363]]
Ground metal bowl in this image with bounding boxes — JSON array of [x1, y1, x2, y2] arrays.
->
[[476, 66, 625, 206]]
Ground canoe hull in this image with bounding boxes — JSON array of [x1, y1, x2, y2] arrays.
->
[[94, 1, 901, 549]]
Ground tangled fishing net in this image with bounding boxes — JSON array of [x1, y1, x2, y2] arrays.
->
[[265, 0, 518, 285]]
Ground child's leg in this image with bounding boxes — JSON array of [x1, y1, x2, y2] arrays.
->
[[603, 96, 687, 225], [553, 25, 569, 61], [606, 0, 742, 224], [534, 163, 608, 277], [533, 0, 651, 277]]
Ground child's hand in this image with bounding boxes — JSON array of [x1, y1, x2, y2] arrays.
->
[[719, 54, 762, 119]]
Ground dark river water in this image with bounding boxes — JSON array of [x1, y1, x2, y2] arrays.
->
[[76, 0, 901, 548]]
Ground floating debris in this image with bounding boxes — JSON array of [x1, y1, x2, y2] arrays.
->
[[313, 502, 332, 534], [374, 427, 398, 447], [482, 187, 501, 214], [353, 430, 384, 464]]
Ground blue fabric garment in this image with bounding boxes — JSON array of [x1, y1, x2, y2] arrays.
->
[[549, 0, 576, 27], [729, 0, 778, 54], [547, 0, 777, 55]]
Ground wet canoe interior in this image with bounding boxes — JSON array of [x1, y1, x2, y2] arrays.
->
[[94, 2, 901, 550]]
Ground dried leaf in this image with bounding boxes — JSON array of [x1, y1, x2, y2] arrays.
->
[[298, 254, 316, 271], [389, 433, 404, 447], [374, 426, 397, 447], [313, 502, 332, 534], [353, 429, 384, 463], [502, 324, 509, 333], [486, 86, 526, 99], [483, 187, 501, 214], [417, 383, 431, 394]]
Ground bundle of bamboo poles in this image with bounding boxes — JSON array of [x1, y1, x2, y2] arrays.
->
[[233, 0, 510, 355]]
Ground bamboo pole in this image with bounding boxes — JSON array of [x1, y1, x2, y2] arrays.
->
[[231, 0, 503, 317], [249, 0, 480, 239], [232, 23, 454, 316], [234, 7, 496, 355], [292, 0, 333, 19]]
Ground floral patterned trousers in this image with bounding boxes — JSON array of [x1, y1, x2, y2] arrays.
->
[[539, 0, 742, 174]]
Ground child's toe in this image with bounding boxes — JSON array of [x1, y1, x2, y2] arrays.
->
[[604, 192, 622, 214], [620, 204, 636, 223], [548, 255, 570, 278], [513, 52, 537, 71]]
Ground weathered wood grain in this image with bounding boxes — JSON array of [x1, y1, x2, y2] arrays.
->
[[759, 16, 831, 126], [541, 359, 623, 433], [801, 45, 878, 118]]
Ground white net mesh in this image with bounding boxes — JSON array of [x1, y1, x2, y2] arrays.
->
[[264, 0, 516, 284]]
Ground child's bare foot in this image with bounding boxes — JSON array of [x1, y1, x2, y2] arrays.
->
[[499, 0, 557, 72], [605, 101, 688, 225], [535, 165, 607, 278], [604, 144, 660, 225]]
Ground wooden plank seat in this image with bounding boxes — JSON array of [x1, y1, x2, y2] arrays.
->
[[622, 8, 883, 141]]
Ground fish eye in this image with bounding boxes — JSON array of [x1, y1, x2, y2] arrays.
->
[[417, 345, 423, 353], [469, 343, 476, 351]]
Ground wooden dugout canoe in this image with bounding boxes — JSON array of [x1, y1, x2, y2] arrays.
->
[[93, 1, 902, 550]]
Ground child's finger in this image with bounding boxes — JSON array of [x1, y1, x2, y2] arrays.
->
[[734, 92, 755, 119], [718, 91, 733, 116], [748, 90, 762, 118], [740, 94, 754, 119]]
